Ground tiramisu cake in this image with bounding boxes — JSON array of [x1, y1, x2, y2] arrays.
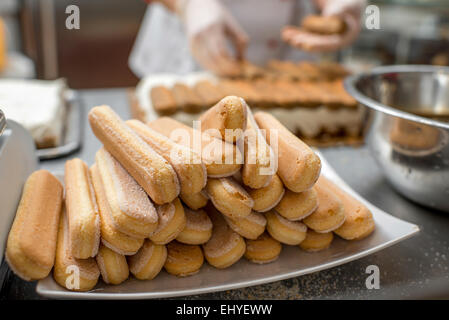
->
[[130, 61, 364, 146], [0, 79, 67, 148]]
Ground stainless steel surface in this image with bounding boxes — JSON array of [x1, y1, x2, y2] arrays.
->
[[36, 157, 419, 299], [36, 90, 83, 160], [0, 120, 37, 261], [0, 110, 5, 137], [345, 65, 449, 212], [2, 88, 448, 300]]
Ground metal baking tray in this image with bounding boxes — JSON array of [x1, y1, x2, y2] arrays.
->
[[36, 90, 83, 160], [36, 153, 419, 299]]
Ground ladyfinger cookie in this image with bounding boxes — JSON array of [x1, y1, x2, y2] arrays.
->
[[219, 80, 261, 107], [172, 83, 203, 113], [193, 80, 224, 107], [180, 189, 209, 210], [165, 241, 204, 277], [150, 85, 177, 115], [203, 204, 246, 269], [224, 211, 266, 240], [65, 158, 100, 259], [241, 106, 275, 189], [128, 240, 167, 280], [265, 210, 307, 245], [199, 96, 247, 143], [147, 117, 242, 177], [324, 80, 357, 108], [206, 177, 254, 219], [95, 148, 158, 239], [127, 119, 207, 195], [318, 176, 375, 240], [244, 232, 282, 264], [303, 178, 346, 233], [246, 174, 285, 213], [302, 15, 345, 35], [275, 188, 318, 221], [6, 170, 63, 281], [90, 165, 144, 255], [317, 61, 350, 80], [149, 198, 186, 245], [88, 105, 180, 204], [272, 79, 316, 107], [266, 60, 307, 81], [176, 207, 213, 245], [236, 60, 266, 79], [297, 62, 323, 81], [54, 211, 100, 292], [254, 111, 321, 193], [299, 229, 333, 252], [96, 244, 129, 285]]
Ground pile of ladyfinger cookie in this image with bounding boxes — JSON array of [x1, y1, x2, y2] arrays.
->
[[5, 95, 375, 292]]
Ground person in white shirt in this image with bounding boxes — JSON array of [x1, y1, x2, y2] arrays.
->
[[129, 0, 365, 77]]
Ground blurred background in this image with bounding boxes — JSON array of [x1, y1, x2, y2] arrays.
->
[[0, 0, 448, 88]]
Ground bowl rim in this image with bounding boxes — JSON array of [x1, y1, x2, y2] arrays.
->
[[344, 64, 449, 130]]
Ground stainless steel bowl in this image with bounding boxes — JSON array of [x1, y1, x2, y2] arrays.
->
[[345, 65, 449, 212]]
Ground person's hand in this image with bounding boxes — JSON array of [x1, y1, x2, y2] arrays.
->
[[282, 0, 365, 52], [176, 0, 248, 76]]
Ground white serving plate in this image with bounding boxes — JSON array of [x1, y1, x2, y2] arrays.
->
[[36, 153, 419, 299]]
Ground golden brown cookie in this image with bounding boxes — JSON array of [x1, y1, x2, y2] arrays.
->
[[199, 95, 247, 143], [224, 211, 267, 240], [265, 210, 307, 245], [53, 211, 100, 292], [176, 207, 213, 245], [303, 179, 346, 233], [193, 80, 224, 107], [203, 204, 246, 269], [148, 117, 242, 178], [247, 174, 285, 213], [254, 112, 321, 193], [241, 105, 275, 189], [164, 241, 204, 277], [89, 105, 180, 204], [128, 240, 167, 280], [318, 176, 375, 240], [96, 244, 129, 285], [244, 233, 282, 264], [302, 15, 346, 35], [90, 164, 144, 255], [64, 158, 100, 259], [6, 170, 63, 281], [172, 83, 203, 113], [180, 189, 209, 210], [275, 188, 318, 221], [95, 148, 159, 238], [127, 119, 207, 195], [150, 198, 186, 245], [150, 85, 177, 115], [206, 177, 254, 219], [299, 229, 333, 252]]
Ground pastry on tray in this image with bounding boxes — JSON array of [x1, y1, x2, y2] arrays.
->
[[0, 79, 67, 148], [130, 61, 364, 147], [5, 99, 375, 291]]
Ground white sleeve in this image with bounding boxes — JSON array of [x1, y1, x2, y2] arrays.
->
[[128, 3, 199, 78]]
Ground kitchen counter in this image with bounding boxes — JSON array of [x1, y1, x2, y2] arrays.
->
[[1, 88, 448, 300]]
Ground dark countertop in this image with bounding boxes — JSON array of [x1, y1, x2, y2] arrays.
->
[[2, 88, 448, 300]]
